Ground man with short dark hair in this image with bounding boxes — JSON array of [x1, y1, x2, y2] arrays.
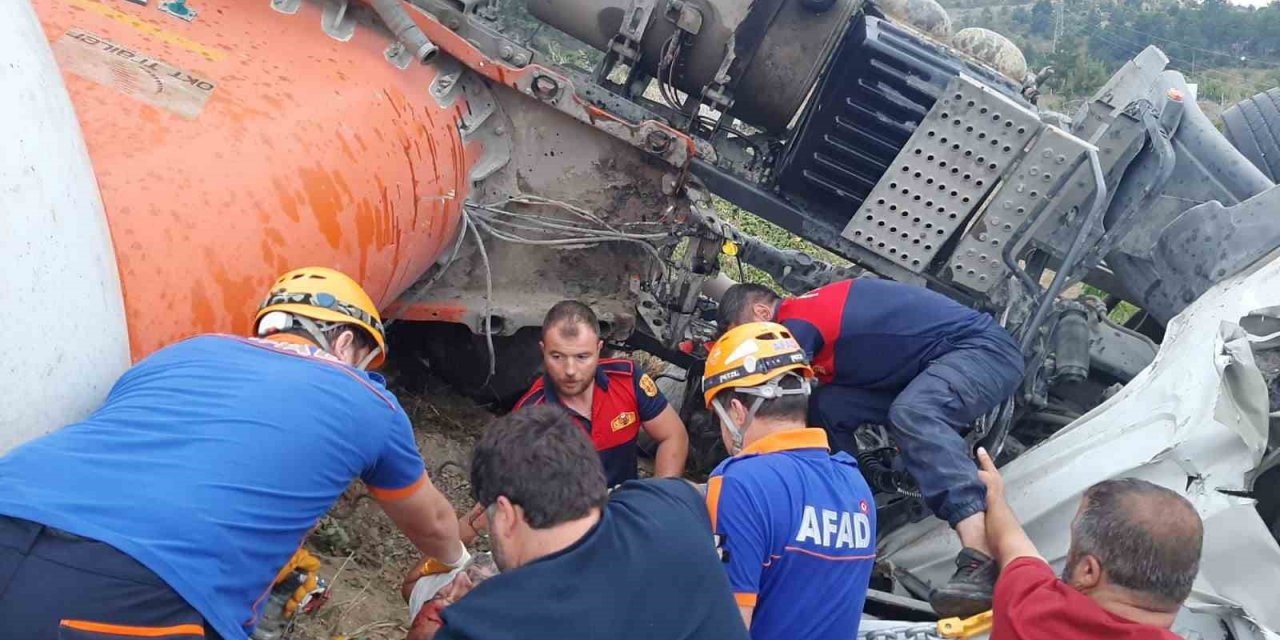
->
[[427, 405, 748, 640], [976, 447, 1203, 639], [717, 280, 1024, 617], [701, 322, 876, 639], [514, 300, 688, 486]]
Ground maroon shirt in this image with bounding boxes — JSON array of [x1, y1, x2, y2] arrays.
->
[[993, 557, 1182, 640]]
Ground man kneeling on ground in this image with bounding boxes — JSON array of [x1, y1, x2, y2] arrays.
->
[[405, 404, 748, 640], [977, 448, 1204, 639]]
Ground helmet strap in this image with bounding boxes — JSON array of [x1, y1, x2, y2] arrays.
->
[[711, 373, 813, 454], [355, 347, 382, 372], [293, 314, 334, 354]]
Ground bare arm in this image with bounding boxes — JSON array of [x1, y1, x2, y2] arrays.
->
[[378, 473, 464, 569], [642, 405, 689, 478], [976, 448, 1044, 569]]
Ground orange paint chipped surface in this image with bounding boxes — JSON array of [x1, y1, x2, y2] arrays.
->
[[33, 0, 473, 361]]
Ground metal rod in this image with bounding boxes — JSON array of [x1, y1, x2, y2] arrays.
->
[[984, 149, 1109, 458], [370, 0, 438, 63]]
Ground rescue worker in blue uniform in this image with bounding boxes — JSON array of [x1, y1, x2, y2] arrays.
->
[[513, 300, 688, 487], [702, 322, 876, 639], [717, 279, 1025, 618], [0, 267, 468, 640]]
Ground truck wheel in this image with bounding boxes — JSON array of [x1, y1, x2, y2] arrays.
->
[[1222, 87, 1280, 182], [389, 322, 542, 410]]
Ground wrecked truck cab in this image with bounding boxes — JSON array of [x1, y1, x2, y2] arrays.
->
[[881, 248, 1280, 638]]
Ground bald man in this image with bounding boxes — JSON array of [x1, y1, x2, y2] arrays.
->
[[976, 448, 1203, 640]]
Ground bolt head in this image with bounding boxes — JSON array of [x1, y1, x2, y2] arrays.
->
[[499, 45, 514, 60]]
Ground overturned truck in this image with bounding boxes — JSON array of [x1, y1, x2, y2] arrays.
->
[[6, 0, 1280, 636]]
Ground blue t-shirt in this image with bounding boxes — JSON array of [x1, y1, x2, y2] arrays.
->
[[708, 429, 876, 640], [438, 479, 749, 640], [0, 335, 426, 640]]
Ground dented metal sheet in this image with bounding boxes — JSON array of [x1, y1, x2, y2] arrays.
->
[[52, 29, 214, 119], [881, 249, 1280, 638]]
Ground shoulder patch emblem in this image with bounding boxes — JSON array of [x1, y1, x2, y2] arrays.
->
[[639, 373, 659, 398], [611, 411, 637, 431]]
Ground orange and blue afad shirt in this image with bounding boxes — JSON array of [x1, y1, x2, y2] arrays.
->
[[0, 335, 426, 640], [514, 358, 668, 487], [708, 429, 876, 640]]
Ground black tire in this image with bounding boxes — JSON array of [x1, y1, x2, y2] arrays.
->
[[389, 322, 542, 410], [1222, 87, 1280, 182]]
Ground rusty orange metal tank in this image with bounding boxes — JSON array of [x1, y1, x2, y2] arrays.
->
[[30, 0, 474, 360]]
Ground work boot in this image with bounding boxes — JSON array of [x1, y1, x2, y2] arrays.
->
[[929, 547, 998, 618]]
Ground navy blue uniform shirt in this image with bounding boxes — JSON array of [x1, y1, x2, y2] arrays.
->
[[437, 479, 749, 640], [778, 278, 1022, 426], [514, 359, 669, 486]]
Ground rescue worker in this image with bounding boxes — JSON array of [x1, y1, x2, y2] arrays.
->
[[0, 267, 467, 640], [977, 448, 1203, 639], [702, 322, 877, 639], [717, 280, 1025, 617], [513, 300, 689, 487], [417, 404, 749, 640]]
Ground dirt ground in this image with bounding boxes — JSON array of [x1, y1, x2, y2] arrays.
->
[[292, 376, 496, 640]]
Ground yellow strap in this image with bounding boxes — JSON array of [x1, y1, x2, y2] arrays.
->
[[937, 610, 993, 639]]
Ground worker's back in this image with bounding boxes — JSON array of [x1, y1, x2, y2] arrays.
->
[[709, 429, 877, 640], [777, 278, 1020, 390], [0, 335, 425, 639]]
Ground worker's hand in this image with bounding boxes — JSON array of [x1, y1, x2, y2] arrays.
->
[[975, 447, 1006, 506], [406, 571, 475, 640], [401, 541, 471, 603], [457, 504, 489, 546]]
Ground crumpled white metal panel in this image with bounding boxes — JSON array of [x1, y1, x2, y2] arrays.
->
[[880, 248, 1280, 638]]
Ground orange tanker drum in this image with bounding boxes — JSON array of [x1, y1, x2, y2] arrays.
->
[[30, 0, 476, 361]]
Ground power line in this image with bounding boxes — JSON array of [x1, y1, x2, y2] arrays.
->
[[1106, 21, 1280, 68]]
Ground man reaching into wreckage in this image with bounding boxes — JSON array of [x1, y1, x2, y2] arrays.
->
[[977, 448, 1204, 639], [0, 267, 466, 640], [717, 279, 1025, 617]]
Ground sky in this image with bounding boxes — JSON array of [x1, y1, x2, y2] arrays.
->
[[1228, 0, 1272, 6]]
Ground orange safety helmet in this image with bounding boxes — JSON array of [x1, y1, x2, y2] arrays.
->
[[254, 267, 387, 369], [703, 322, 815, 450], [703, 322, 814, 408]]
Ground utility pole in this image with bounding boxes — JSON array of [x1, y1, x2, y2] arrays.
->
[[1052, 1, 1064, 54]]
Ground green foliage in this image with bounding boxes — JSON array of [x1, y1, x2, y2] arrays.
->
[[712, 199, 851, 290], [946, 0, 1280, 104]]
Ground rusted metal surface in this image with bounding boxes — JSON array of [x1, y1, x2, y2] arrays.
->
[[393, 82, 679, 338], [32, 0, 477, 360], [405, 4, 697, 168], [527, 0, 860, 131]]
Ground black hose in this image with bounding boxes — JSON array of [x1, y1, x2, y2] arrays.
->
[[983, 149, 1109, 459]]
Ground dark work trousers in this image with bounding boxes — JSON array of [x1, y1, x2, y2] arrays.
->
[[0, 515, 219, 640], [811, 346, 1023, 527]]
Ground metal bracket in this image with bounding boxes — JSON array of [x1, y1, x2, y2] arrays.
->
[[384, 42, 414, 70], [159, 0, 197, 21], [320, 0, 356, 42], [595, 0, 658, 89], [612, 0, 658, 63], [666, 0, 703, 34], [270, 0, 301, 14], [699, 36, 737, 112]]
